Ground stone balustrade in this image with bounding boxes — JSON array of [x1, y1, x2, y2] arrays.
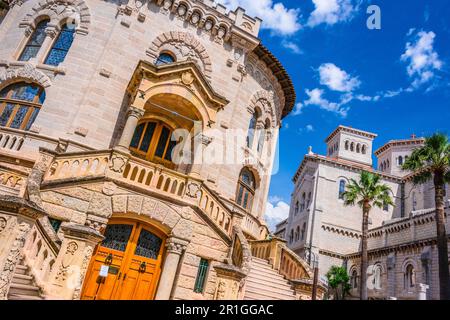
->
[[0, 130, 25, 152], [23, 220, 59, 295], [242, 213, 262, 239]]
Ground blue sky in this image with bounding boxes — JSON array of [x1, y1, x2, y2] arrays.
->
[[219, 0, 450, 230]]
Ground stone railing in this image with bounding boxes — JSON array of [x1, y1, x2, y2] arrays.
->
[[242, 213, 262, 239], [250, 237, 313, 281], [42, 150, 233, 237], [44, 150, 110, 182], [0, 129, 25, 152], [0, 166, 27, 196], [22, 219, 60, 295]]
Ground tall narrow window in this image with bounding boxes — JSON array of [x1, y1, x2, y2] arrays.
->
[[301, 223, 306, 240], [44, 23, 75, 66], [351, 270, 358, 289], [338, 180, 346, 200], [0, 82, 45, 130], [398, 156, 404, 166], [404, 264, 415, 289], [246, 112, 258, 149], [294, 201, 299, 216], [412, 192, 417, 211], [236, 168, 256, 211], [300, 193, 306, 211], [194, 258, 209, 293], [19, 19, 49, 61]]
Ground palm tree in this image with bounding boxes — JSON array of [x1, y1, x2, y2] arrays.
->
[[402, 133, 450, 300], [342, 171, 394, 300]]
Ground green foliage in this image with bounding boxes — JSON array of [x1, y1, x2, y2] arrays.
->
[[342, 171, 395, 210], [326, 266, 351, 300], [402, 133, 450, 185]]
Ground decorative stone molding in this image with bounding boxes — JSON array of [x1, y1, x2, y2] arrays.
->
[[109, 154, 129, 174], [0, 63, 52, 88], [147, 31, 212, 78], [127, 106, 145, 119], [249, 90, 277, 127], [0, 222, 31, 300], [22, 0, 91, 35], [166, 237, 189, 255], [72, 244, 93, 300]]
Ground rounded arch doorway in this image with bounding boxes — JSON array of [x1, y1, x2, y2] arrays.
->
[[81, 218, 166, 300]]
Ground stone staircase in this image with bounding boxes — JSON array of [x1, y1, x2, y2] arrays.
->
[[7, 260, 44, 300], [243, 257, 297, 300]]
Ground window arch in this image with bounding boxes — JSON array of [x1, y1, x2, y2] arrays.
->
[[19, 19, 49, 62], [345, 140, 349, 150], [257, 119, 270, 156], [350, 269, 358, 289], [289, 229, 294, 244], [294, 201, 299, 216], [372, 264, 382, 289], [350, 142, 355, 152], [0, 82, 45, 130], [338, 180, 346, 200], [155, 52, 176, 66], [404, 264, 415, 289], [412, 192, 417, 211], [361, 144, 367, 154], [236, 168, 256, 211], [398, 156, 403, 166], [44, 22, 75, 66], [300, 192, 306, 211], [246, 111, 259, 149], [130, 119, 181, 169], [356, 143, 361, 153], [295, 226, 300, 241]]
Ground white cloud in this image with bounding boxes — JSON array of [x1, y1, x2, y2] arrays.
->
[[282, 40, 303, 54], [318, 63, 360, 92], [304, 88, 349, 117], [401, 30, 443, 89], [217, 0, 301, 35], [291, 102, 304, 116], [306, 124, 314, 132], [307, 0, 357, 27], [265, 199, 290, 231]]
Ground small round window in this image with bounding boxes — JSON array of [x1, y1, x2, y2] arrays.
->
[[155, 52, 175, 66]]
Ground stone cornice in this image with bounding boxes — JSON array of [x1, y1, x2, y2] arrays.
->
[[325, 125, 377, 143], [374, 138, 425, 156]]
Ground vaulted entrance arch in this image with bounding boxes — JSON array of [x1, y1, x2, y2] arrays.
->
[[81, 218, 166, 300]]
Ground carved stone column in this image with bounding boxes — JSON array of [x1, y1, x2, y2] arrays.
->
[[189, 132, 212, 178], [46, 223, 103, 300], [154, 237, 189, 300], [116, 106, 145, 153]]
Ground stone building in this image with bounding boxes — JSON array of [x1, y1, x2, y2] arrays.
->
[[0, 0, 325, 301], [278, 125, 450, 300]]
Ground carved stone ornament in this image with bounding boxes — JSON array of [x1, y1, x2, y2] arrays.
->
[[186, 183, 200, 199], [102, 182, 117, 196], [66, 241, 79, 255], [181, 72, 194, 86], [109, 154, 128, 173], [166, 239, 187, 255], [72, 245, 93, 300], [0, 217, 7, 233], [216, 279, 226, 300], [0, 222, 31, 300], [0, 63, 52, 88]]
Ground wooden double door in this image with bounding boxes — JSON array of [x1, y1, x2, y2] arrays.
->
[[81, 219, 166, 300]]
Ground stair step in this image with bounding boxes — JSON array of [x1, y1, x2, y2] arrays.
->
[[250, 262, 276, 271], [243, 287, 296, 300], [248, 268, 287, 281], [8, 283, 41, 297], [14, 265, 28, 275], [246, 277, 292, 291], [246, 281, 294, 296], [11, 274, 34, 285], [8, 294, 44, 301]]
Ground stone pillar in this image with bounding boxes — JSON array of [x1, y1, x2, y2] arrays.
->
[[46, 223, 103, 300], [116, 106, 145, 152], [154, 237, 189, 300], [416, 283, 429, 300], [34, 24, 60, 63], [189, 132, 212, 178], [0, 200, 47, 300]]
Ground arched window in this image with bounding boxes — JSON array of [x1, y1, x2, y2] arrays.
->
[[361, 145, 367, 154], [386, 159, 390, 168], [295, 226, 300, 241], [130, 120, 181, 168], [301, 223, 306, 240], [294, 201, 299, 216], [356, 143, 361, 153], [289, 229, 294, 244], [338, 180, 346, 200], [236, 168, 255, 211], [412, 192, 417, 211], [246, 111, 258, 149], [351, 269, 358, 289], [398, 156, 403, 166], [404, 264, 415, 289], [300, 192, 306, 211], [155, 52, 175, 66], [257, 119, 270, 156], [373, 264, 382, 289], [0, 82, 45, 130], [345, 140, 349, 150], [19, 19, 49, 61], [350, 142, 354, 152], [44, 23, 75, 66]]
